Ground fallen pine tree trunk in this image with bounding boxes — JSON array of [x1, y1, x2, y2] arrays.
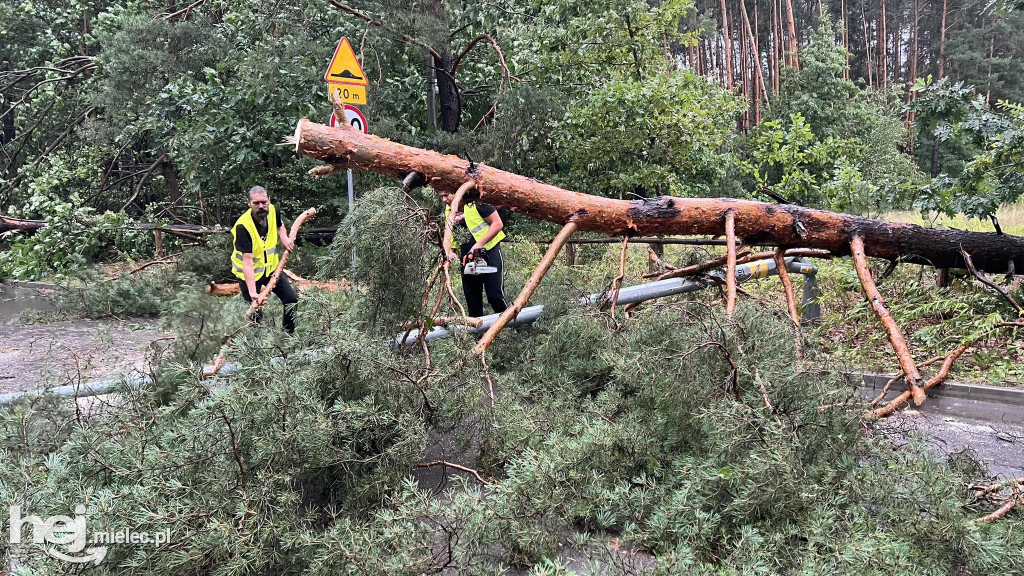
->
[[292, 119, 1024, 275], [293, 118, 1024, 412], [0, 216, 47, 234]]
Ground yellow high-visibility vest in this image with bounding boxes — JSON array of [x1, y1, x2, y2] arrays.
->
[[445, 203, 505, 251], [231, 205, 280, 281]]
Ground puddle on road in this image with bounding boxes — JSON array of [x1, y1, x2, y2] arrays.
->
[[0, 281, 171, 394], [0, 281, 57, 322]]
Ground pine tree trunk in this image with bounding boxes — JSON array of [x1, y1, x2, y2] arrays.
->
[[879, 0, 887, 91], [785, 0, 799, 68], [740, 0, 769, 112], [986, 36, 994, 105], [842, 0, 850, 79], [771, 0, 780, 92], [894, 22, 901, 87], [721, 0, 734, 90], [740, 13, 750, 131], [863, 3, 874, 89], [434, 52, 459, 133], [938, 0, 947, 78], [294, 120, 1024, 275], [715, 31, 724, 85], [905, 0, 920, 152], [754, 0, 762, 122]]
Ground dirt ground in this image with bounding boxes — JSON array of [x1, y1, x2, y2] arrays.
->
[[0, 282, 171, 394]]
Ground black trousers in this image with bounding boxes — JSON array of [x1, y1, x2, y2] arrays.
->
[[238, 273, 298, 333], [460, 243, 508, 317]]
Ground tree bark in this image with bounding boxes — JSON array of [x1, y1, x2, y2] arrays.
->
[[784, 0, 799, 68], [0, 216, 47, 234], [721, 0, 735, 90], [771, 0, 780, 93], [473, 220, 578, 355], [851, 235, 927, 405], [842, 0, 850, 80], [905, 0, 920, 151], [879, 0, 887, 92], [426, 60, 437, 130], [862, 2, 874, 89], [938, 0, 947, 78], [740, 0, 769, 109], [161, 155, 182, 217], [725, 211, 738, 315], [293, 120, 1024, 274], [434, 52, 459, 133], [986, 36, 994, 106], [740, 11, 750, 131]]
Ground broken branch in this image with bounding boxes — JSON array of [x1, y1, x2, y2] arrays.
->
[[440, 181, 475, 324], [961, 246, 1024, 316], [851, 235, 926, 406], [725, 211, 738, 316], [606, 236, 630, 317], [473, 220, 578, 356], [774, 247, 801, 326]]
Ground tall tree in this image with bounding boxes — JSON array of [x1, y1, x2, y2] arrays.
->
[[721, 0, 734, 89], [785, 0, 800, 68]]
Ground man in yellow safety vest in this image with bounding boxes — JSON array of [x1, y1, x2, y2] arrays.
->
[[230, 186, 298, 333], [442, 191, 508, 318]]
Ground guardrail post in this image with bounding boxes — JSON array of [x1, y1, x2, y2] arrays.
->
[[799, 258, 821, 325]]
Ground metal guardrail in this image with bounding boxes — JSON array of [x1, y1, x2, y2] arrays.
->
[[397, 257, 820, 345]]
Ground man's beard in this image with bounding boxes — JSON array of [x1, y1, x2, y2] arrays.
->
[[253, 207, 269, 224]]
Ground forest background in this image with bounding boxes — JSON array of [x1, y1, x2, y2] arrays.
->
[[5, 0, 1024, 273]]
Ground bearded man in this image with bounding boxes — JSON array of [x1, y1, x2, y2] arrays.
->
[[230, 186, 298, 333]]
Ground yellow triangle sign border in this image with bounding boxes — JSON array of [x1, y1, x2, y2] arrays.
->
[[323, 37, 368, 86]]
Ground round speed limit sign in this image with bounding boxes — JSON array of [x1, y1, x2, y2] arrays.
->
[[329, 104, 369, 134]]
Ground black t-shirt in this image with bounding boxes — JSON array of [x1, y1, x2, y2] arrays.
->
[[454, 203, 497, 244], [234, 210, 288, 254]]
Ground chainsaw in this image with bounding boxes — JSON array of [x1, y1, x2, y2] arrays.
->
[[462, 248, 498, 275]]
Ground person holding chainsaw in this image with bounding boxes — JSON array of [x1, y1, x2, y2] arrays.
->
[[441, 192, 508, 318]]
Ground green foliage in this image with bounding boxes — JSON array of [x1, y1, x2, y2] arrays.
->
[[912, 77, 1024, 220], [815, 258, 1024, 382], [0, 192, 150, 280], [754, 20, 918, 213], [555, 71, 740, 198], [46, 236, 231, 320], [739, 112, 881, 211], [528, 0, 698, 87], [323, 186, 437, 331], [944, 10, 1024, 105]]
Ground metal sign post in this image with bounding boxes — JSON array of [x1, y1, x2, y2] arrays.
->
[[328, 106, 369, 271], [324, 37, 371, 272], [347, 168, 356, 269]]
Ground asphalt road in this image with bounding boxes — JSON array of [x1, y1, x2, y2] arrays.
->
[[855, 374, 1024, 478]]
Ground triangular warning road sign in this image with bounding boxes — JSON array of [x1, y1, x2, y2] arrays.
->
[[323, 37, 368, 86]]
